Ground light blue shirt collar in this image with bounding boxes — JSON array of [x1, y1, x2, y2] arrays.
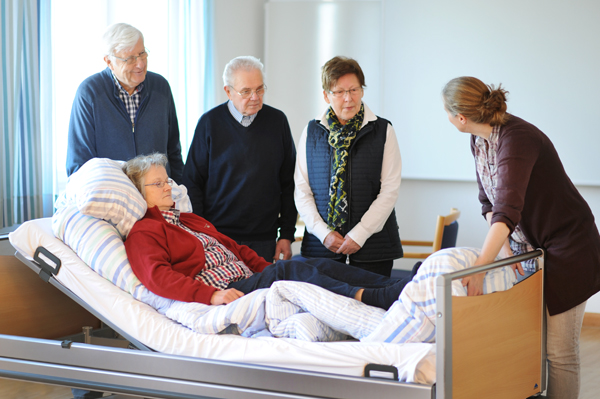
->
[[227, 100, 257, 126]]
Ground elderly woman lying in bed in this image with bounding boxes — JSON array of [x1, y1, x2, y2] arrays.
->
[[122, 153, 416, 309]]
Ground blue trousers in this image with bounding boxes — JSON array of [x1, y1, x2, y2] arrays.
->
[[228, 257, 405, 307], [333, 255, 394, 277]]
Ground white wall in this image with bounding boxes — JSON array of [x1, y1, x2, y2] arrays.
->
[[212, 0, 267, 104], [213, 0, 600, 313]]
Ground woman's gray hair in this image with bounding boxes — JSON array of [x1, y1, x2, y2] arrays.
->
[[222, 56, 264, 87], [103, 23, 144, 57], [122, 153, 168, 198]]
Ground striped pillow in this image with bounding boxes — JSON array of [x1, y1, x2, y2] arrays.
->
[[52, 204, 175, 313], [62, 158, 146, 238], [52, 204, 142, 294]]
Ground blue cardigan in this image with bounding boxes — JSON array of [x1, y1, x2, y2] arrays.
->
[[66, 67, 184, 182]]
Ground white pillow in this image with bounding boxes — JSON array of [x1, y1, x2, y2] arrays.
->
[[60, 158, 147, 237]]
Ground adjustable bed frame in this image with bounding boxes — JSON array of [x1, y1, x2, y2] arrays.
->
[[0, 233, 546, 399]]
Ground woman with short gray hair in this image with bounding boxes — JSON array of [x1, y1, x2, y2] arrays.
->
[[122, 153, 168, 197]]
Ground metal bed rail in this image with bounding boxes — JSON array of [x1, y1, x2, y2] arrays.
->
[[0, 333, 433, 399]]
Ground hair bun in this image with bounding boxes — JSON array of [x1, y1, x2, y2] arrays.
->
[[477, 85, 508, 124], [442, 77, 509, 126]]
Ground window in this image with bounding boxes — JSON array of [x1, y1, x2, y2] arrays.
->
[[48, 0, 212, 193]]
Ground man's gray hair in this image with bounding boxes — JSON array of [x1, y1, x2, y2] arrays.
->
[[103, 23, 144, 56], [122, 153, 168, 198], [222, 56, 264, 87]]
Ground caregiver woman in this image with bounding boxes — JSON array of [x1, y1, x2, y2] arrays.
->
[[442, 76, 600, 398], [294, 56, 403, 277]]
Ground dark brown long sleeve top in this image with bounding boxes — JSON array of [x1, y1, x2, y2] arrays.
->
[[471, 115, 600, 315]]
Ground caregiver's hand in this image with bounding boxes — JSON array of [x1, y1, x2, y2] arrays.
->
[[462, 272, 485, 296]]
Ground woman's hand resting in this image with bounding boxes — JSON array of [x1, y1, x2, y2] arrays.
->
[[210, 288, 244, 305]]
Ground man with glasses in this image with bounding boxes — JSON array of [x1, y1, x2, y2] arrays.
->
[[183, 56, 297, 264], [66, 22, 184, 183]]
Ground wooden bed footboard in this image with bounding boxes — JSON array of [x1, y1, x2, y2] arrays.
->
[[436, 250, 545, 399]]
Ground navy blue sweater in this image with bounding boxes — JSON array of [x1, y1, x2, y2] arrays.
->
[[182, 102, 297, 242], [66, 67, 184, 182]]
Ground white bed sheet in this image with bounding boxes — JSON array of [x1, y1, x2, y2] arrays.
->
[[8, 218, 436, 384]]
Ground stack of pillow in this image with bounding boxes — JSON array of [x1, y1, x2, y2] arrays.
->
[[52, 158, 189, 313]]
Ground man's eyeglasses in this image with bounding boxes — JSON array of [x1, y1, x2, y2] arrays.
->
[[328, 87, 363, 98], [144, 178, 173, 189], [112, 50, 149, 65], [229, 85, 267, 99]]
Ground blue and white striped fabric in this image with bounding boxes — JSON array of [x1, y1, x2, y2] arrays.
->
[[50, 205, 518, 345], [163, 281, 376, 342], [160, 245, 516, 343], [362, 247, 516, 344], [57, 158, 147, 238], [94, 246, 514, 343], [265, 281, 383, 341], [165, 289, 271, 337], [52, 204, 175, 314]]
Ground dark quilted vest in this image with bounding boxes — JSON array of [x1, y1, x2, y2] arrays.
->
[[301, 117, 403, 262]]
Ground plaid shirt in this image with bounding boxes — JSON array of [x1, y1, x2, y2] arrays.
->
[[111, 72, 144, 125], [161, 209, 253, 290], [474, 126, 536, 271]]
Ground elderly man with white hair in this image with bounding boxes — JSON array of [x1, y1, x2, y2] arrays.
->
[[182, 56, 297, 264], [66, 22, 184, 182]]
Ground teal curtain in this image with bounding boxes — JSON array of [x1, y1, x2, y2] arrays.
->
[[0, 0, 48, 228]]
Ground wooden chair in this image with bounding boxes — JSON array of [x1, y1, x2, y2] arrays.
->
[[401, 208, 461, 259]]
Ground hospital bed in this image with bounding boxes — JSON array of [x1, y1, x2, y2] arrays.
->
[[0, 216, 546, 399]]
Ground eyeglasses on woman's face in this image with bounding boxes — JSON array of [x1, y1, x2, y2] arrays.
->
[[327, 87, 363, 98], [144, 178, 173, 189]]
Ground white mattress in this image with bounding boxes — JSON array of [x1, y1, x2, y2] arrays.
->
[[8, 218, 436, 384]]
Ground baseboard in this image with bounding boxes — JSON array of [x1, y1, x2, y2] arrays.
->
[[583, 312, 600, 328]]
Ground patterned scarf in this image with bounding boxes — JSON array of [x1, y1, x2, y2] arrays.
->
[[326, 104, 365, 230]]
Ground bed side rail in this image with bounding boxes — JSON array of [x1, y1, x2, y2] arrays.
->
[[435, 249, 545, 399], [0, 334, 433, 399]]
